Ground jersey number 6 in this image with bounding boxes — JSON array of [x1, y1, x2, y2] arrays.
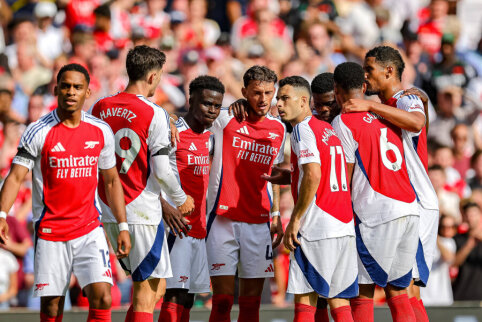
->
[[114, 128, 141, 174]]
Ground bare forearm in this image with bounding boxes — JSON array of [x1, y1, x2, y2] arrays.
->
[[103, 176, 127, 224], [369, 102, 424, 132], [0, 166, 28, 213], [270, 184, 280, 213]]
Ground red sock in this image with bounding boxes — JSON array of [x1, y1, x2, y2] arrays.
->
[[159, 301, 184, 322], [330, 306, 354, 322], [132, 311, 153, 322], [350, 298, 374, 322], [315, 307, 329, 322], [180, 307, 191, 322], [40, 313, 57, 322], [87, 309, 111, 322], [294, 303, 316, 322], [238, 296, 261, 322], [125, 305, 133, 322], [209, 294, 234, 322], [409, 297, 429, 322], [387, 294, 416, 322], [419, 299, 429, 321]]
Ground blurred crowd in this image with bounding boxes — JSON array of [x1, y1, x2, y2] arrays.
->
[[0, 0, 481, 311]]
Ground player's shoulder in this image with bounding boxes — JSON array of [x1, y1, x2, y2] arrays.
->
[[82, 111, 113, 134], [22, 110, 60, 143], [266, 113, 286, 130], [292, 117, 314, 143], [393, 90, 424, 109], [175, 117, 189, 132]]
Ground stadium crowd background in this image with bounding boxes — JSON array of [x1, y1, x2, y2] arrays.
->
[[0, 0, 481, 311]]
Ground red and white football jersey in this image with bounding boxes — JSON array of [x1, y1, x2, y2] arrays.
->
[[332, 112, 419, 226], [12, 110, 116, 241], [168, 117, 211, 239], [208, 109, 286, 224], [291, 116, 355, 241], [91, 92, 171, 224], [387, 90, 438, 211]]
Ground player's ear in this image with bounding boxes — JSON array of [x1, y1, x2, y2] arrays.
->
[[301, 95, 308, 108], [241, 87, 247, 99], [85, 87, 91, 99], [386, 66, 393, 79], [362, 82, 367, 94]]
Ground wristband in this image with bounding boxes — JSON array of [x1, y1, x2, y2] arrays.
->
[[270, 211, 280, 218], [0, 211, 6, 219], [118, 222, 129, 232]]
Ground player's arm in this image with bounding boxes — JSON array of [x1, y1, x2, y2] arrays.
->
[[100, 167, 131, 259], [0, 164, 29, 244], [160, 197, 190, 238], [342, 98, 425, 132], [261, 165, 291, 185], [284, 163, 321, 251], [151, 154, 194, 216], [401, 87, 430, 132], [346, 162, 355, 186], [270, 182, 284, 248]]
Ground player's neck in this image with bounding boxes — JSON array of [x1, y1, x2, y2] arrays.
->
[[290, 110, 312, 127], [379, 82, 403, 103], [184, 113, 205, 133], [124, 82, 151, 97], [247, 110, 265, 123], [57, 108, 82, 128]]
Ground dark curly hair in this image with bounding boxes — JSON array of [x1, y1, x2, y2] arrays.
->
[[126, 45, 166, 82], [365, 46, 405, 81], [334, 62, 365, 90], [311, 73, 334, 94], [189, 75, 225, 96], [243, 65, 277, 87], [57, 63, 90, 84]]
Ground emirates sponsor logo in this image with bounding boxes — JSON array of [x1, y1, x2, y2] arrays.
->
[[49, 155, 99, 168], [187, 154, 209, 165]]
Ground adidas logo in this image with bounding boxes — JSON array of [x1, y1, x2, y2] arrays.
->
[[189, 142, 197, 151], [265, 264, 274, 273], [102, 270, 112, 278], [236, 126, 249, 135], [51, 142, 66, 152]]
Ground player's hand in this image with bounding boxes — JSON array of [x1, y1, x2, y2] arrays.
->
[[270, 215, 284, 249], [401, 88, 428, 105], [116, 230, 131, 259], [283, 219, 301, 252], [342, 99, 371, 114], [163, 201, 190, 238], [169, 117, 180, 146], [0, 218, 8, 245], [178, 195, 195, 216], [228, 99, 248, 122], [261, 166, 291, 185]]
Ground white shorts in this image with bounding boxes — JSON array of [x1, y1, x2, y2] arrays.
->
[[104, 222, 172, 282], [413, 208, 439, 286], [206, 215, 274, 278], [34, 226, 113, 297], [287, 235, 358, 299], [166, 235, 210, 293], [355, 215, 419, 288]]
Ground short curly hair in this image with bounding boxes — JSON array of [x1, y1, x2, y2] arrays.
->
[[334, 62, 365, 90], [189, 75, 225, 96], [311, 72, 334, 94], [243, 65, 277, 87], [57, 63, 90, 84], [365, 46, 405, 81]]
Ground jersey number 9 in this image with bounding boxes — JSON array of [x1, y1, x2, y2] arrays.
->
[[115, 128, 141, 174]]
